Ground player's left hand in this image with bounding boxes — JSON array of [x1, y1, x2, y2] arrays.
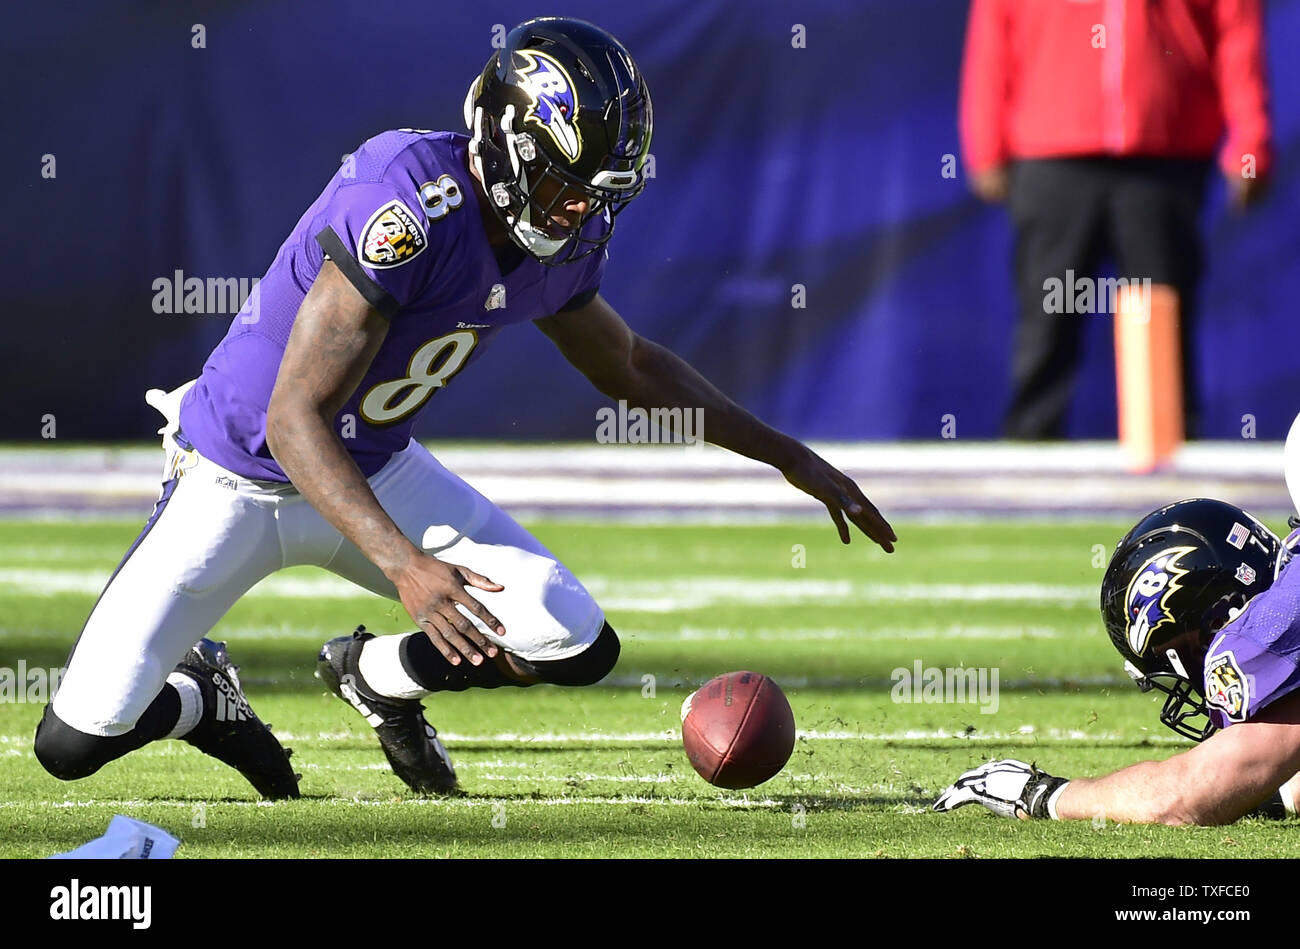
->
[[933, 759, 1069, 820], [780, 446, 896, 552]]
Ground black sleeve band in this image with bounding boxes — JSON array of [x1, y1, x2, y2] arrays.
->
[[314, 226, 401, 319], [558, 287, 599, 312]]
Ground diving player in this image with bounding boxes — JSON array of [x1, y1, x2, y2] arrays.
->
[[934, 417, 1300, 824], [33, 17, 896, 798]]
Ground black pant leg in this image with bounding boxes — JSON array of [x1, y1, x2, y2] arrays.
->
[[1105, 158, 1212, 438], [34, 687, 181, 781], [1003, 159, 1110, 439]]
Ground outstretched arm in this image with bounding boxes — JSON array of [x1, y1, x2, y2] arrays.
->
[[935, 691, 1300, 826], [535, 293, 896, 551], [1055, 691, 1300, 825]]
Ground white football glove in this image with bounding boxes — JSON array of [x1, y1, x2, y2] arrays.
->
[[933, 758, 1069, 820]]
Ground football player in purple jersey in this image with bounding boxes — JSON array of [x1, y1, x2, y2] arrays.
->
[[33, 17, 895, 799], [935, 484, 1300, 826]]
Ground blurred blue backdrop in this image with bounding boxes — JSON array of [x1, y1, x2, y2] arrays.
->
[[2, 0, 1297, 441]]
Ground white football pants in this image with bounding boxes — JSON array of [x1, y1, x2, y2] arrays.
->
[[53, 387, 604, 737]]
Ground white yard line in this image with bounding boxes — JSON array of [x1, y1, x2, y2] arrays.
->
[[1, 441, 1290, 520], [0, 796, 792, 809], [0, 568, 1097, 606], [254, 728, 1178, 744], [623, 624, 1074, 641], [0, 728, 1180, 744], [0, 440, 1286, 475], [0, 622, 1085, 644]]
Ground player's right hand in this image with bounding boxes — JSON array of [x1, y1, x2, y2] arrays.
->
[[932, 758, 1068, 820], [392, 553, 506, 667]]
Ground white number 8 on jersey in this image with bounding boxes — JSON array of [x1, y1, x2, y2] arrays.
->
[[359, 330, 478, 425], [419, 175, 464, 222]]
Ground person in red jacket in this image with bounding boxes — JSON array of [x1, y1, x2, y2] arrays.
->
[[959, 0, 1273, 439]]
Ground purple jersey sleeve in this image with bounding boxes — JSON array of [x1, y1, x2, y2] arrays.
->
[[1204, 555, 1300, 728], [313, 182, 434, 318], [179, 130, 619, 482]]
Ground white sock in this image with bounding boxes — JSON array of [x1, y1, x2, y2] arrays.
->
[[1281, 774, 1300, 815], [1046, 781, 1070, 821], [357, 632, 431, 700], [164, 672, 204, 738]]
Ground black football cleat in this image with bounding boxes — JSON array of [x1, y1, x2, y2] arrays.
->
[[176, 638, 301, 800], [316, 626, 460, 795]]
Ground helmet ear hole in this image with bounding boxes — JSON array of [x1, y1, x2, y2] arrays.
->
[[1205, 591, 1249, 632]]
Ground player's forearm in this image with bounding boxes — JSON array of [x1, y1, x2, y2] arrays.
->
[[265, 405, 420, 577], [611, 336, 802, 470], [1055, 759, 1200, 825], [1056, 744, 1276, 826]]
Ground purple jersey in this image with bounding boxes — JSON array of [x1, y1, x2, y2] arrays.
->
[[179, 130, 605, 480], [1204, 551, 1300, 728]]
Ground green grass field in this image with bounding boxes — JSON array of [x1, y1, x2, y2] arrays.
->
[[2, 517, 1298, 858]]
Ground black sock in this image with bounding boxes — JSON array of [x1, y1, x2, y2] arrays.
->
[[396, 623, 619, 691], [399, 634, 524, 693], [137, 683, 183, 739]]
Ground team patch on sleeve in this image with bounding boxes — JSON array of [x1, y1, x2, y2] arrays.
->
[[1205, 651, 1250, 722], [358, 200, 427, 269]]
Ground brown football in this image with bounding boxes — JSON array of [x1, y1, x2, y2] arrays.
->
[[680, 671, 796, 789]]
